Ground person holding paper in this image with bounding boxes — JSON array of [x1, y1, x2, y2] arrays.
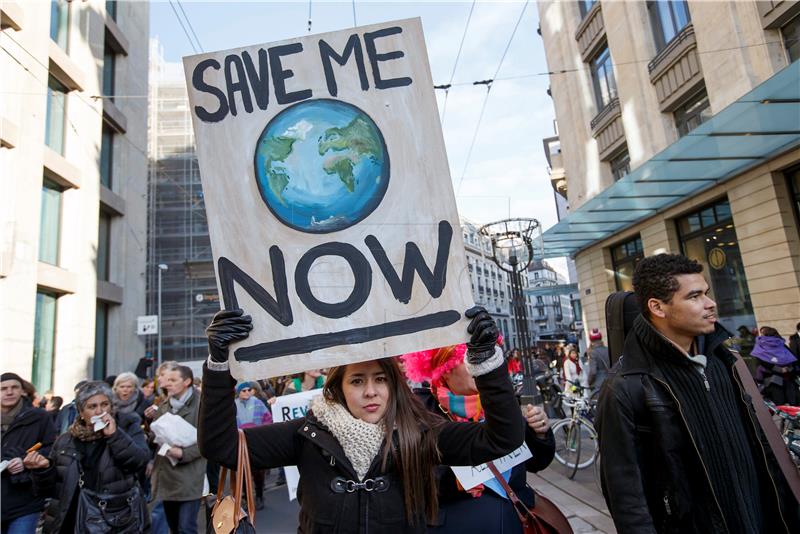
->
[[200, 306, 524, 532], [401, 344, 555, 532], [22, 381, 149, 533], [149, 366, 206, 534]]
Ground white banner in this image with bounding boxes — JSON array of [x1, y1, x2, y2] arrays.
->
[[270, 389, 321, 500], [450, 443, 533, 490], [183, 18, 472, 380]]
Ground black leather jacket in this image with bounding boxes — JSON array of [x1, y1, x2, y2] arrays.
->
[[596, 317, 795, 534]]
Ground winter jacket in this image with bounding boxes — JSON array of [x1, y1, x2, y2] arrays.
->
[[200, 364, 525, 534], [150, 388, 206, 502], [587, 344, 610, 395], [1, 401, 57, 521], [415, 387, 556, 533], [32, 411, 149, 533], [55, 402, 78, 434], [596, 316, 797, 534]]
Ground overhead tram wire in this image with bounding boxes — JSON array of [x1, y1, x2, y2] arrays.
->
[[352, 0, 357, 27], [168, 0, 199, 54], [455, 0, 530, 195], [308, 0, 313, 32], [438, 0, 476, 127], [175, 0, 204, 52]]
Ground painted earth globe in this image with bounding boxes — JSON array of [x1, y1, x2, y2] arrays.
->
[[254, 99, 390, 233]]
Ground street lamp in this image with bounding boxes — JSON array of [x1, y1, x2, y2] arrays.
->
[[479, 218, 543, 403], [157, 263, 168, 370]]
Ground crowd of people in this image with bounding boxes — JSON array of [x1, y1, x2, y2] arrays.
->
[[4, 253, 800, 533]]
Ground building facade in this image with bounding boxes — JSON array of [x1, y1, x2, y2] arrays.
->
[[538, 0, 800, 340], [461, 219, 538, 349], [0, 1, 150, 395], [527, 259, 575, 341], [146, 43, 218, 364]]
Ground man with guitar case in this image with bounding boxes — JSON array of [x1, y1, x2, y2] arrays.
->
[[596, 253, 800, 533]]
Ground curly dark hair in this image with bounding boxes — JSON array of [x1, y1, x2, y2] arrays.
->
[[632, 254, 703, 318]]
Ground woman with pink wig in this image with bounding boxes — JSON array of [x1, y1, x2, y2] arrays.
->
[[401, 344, 556, 533]]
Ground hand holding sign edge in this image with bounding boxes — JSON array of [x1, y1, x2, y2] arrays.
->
[[206, 308, 254, 363]]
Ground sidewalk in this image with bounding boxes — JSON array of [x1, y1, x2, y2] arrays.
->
[[528, 465, 617, 534]]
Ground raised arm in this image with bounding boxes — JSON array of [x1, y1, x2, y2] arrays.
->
[[199, 309, 301, 471], [437, 306, 525, 466]]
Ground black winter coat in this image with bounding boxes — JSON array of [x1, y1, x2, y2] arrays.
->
[[415, 387, 555, 533], [200, 364, 525, 534], [1, 401, 57, 521], [32, 412, 150, 534], [596, 317, 797, 534]]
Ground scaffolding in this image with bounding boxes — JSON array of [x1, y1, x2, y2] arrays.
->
[[146, 44, 218, 363]]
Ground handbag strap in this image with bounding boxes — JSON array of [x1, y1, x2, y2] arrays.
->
[[732, 352, 800, 503], [232, 429, 256, 527], [486, 461, 534, 526]]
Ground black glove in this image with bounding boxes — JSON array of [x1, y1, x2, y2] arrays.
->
[[465, 306, 499, 364], [206, 308, 253, 363]]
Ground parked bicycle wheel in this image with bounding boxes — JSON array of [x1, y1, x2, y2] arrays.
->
[[552, 418, 599, 479]]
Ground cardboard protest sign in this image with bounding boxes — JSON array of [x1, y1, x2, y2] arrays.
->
[[450, 443, 532, 490], [270, 389, 320, 500], [183, 18, 472, 379]]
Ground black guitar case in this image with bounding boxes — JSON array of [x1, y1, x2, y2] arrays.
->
[[604, 291, 640, 367]]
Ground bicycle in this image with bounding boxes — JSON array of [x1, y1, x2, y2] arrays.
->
[[551, 383, 599, 480], [765, 400, 800, 466]]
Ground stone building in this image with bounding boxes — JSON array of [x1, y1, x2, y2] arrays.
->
[[0, 1, 149, 395], [527, 259, 575, 341], [537, 0, 800, 341]]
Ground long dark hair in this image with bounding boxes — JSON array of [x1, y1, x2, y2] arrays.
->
[[324, 358, 441, 524]]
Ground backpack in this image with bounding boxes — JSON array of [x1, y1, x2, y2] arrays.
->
[[604, 291, 640, 367]]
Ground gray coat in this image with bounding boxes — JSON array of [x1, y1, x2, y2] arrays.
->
[[587, 343, 610, 395], [151, 388, 206, 501]]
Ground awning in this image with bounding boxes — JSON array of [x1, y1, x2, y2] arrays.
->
[[541, 59, 800, 259], [524, 283, 579, 297]]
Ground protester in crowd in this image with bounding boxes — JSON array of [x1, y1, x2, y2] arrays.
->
[[23, 381, 150, 533], [562, 345, 586, 397], [141, 378, 156, 405], [55, 380, 88, 434], [284, 369, 325, 394], [150, 365, 206, 534], [790, 321, 800, 359], [143, 361, 179, 423], [402, 344, 555, 532], [506, 348, 523, 375], [596, 253, 799, 533], [586, 328, 610, 399], [44, 396, 63, 424], [113, 372, 148, 421], [751, 326, 799, 405], [552, 344, 565, 373], [1, 373, 57, 534], [200, 306, 524, 532], [234, 382, 273, 510]]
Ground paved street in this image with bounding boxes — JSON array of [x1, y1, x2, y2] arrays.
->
[[529, 465, 616, 534]]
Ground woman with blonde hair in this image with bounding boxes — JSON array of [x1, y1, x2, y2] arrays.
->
[[112, 372, 148, 420]]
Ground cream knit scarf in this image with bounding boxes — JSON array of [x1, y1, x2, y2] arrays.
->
[[310, 395, 385, 481]]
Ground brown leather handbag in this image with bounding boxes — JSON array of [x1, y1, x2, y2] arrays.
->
[[487, 462, 573, 534], [210, 430, 257, 534]]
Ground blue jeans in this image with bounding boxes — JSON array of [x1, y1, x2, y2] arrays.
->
[[1, 513, 39, 534], [151, 501, 169, 534], [163, 500, 201, 534]]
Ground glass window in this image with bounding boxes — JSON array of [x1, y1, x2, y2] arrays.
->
[[45, 75, 68, 154], [590, 46, 617, 111], [50, 0, 69, 50], [677, 199, 755, 333], [610, 149, 631, 181], [103, 46, 115, 100], [648, 0, 691, 52], [675, 89, 711, 137], [98, 212, 111, 281], [611, 236, 643, 291], [106, 0, 118, 21], [39, 179, 63, 265], [94, 302, 109, 379], [32, 291, 58, 392], [578, 0, 597, 18], [100, 125, 114, 188], [782, 14, 800, 63]]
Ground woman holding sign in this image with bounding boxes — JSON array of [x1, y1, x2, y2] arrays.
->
[[199, 306, 524, 532], [402, 344, 556, 533]]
